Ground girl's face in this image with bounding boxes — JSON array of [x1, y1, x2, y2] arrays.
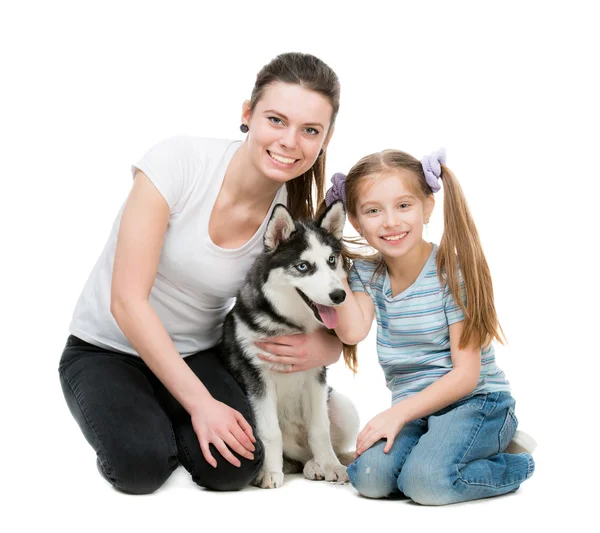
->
[[350, 170, 434, 260], [242, 82, 334, 184]]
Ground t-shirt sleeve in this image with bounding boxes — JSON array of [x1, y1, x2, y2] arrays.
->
[[348, 259, 379, 297], [131, 136, 199, 213], [347, 264, 366, 293], [443, 267, 466, 326]]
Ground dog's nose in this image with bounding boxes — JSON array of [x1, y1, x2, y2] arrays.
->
[[329, 289, 346, 305]]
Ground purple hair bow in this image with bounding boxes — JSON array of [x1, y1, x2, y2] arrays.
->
[[421, 148, 446, 193], [325, 172, 347, 206]]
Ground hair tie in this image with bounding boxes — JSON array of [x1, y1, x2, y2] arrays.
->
[[421, 148, 446, 193], [325, 172, 347, 206]]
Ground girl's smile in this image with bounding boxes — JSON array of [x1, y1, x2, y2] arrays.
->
[[380, 231, 409, 244], [351, 171, 433, 261]]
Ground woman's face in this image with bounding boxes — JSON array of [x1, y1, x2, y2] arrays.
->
[[242, 82, 334, 184]]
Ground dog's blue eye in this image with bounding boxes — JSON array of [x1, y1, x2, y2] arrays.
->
[[296, 262, 309, 272], [328, 255, 336, 264]]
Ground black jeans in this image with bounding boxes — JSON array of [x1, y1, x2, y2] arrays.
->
[[58, 335, 264, 494]]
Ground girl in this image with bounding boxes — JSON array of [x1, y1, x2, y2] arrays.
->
[[58, 52, 344, 494], [330, 148, 535, 505]]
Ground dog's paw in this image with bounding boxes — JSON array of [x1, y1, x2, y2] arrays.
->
[[253, 469, 284, 489], [303, 458, 325, 481], [303, 459, 348, 484], [322, 463, 349, 484]]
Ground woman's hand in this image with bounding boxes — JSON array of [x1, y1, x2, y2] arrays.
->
[[355, 406, 407, 457], [190, 398, 256, 468], [255, 328, 342, 373]]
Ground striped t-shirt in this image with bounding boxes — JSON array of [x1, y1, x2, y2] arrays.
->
[[348, 244, 510, 405]]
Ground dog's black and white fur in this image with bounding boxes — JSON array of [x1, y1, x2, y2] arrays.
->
[[219, 201, 359, 489]]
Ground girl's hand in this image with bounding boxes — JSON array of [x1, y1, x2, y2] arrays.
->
[[190, 398, 256, 468], [255, 329, 342, 373], [355, 407, 406, 457]]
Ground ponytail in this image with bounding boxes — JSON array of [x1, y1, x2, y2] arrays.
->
[[437, 165, 505, 349]]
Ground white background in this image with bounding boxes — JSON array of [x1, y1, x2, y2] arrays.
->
[[2, 1, 598, 531]]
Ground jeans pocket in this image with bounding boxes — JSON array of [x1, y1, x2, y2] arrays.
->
[[498, 407, 518, 453]]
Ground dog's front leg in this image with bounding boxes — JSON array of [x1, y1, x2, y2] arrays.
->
[[251, 381, 284, 489], [302, 379, 348, 484]]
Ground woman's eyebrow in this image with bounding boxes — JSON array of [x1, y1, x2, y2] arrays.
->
[[263, 110, 324, 129]]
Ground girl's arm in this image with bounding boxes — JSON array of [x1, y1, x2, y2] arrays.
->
[[334, 278, 375, 345], [356, 320, 481, 455], [111, 171, 256, 467]]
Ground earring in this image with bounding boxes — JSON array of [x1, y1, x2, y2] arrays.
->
[[319, 148, 324, 157], [240, 124, 249, 133]]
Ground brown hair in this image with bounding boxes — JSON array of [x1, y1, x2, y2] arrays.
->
[[321, 150, 505, 370], [249, 52, 340, 220]]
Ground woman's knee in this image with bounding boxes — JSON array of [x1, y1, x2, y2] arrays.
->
[[98, 441, 177, 495], [193, 438, 265, 491]]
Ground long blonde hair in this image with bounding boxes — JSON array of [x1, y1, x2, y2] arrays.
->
[[324, 150, 505, 369]]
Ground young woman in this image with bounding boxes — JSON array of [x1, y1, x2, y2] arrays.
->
[[59, 52, 343, 494]]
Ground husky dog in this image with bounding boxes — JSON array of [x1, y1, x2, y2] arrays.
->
[[219, 201, 359, 489]]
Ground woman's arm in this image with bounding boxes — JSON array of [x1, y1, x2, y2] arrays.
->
[[110, 171, 255, 467], [255, 327, 342, 372]]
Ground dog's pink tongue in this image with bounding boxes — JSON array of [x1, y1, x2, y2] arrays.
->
[[316, 304, 339, 329]]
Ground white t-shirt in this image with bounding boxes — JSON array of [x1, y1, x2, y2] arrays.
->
[[69, 136, 287, 357]]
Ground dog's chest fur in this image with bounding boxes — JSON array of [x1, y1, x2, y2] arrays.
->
[[268, 368, 321, 459], [230, 317, 325, 452]]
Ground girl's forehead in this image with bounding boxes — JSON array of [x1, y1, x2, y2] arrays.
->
[[357, 169, 422, 199]]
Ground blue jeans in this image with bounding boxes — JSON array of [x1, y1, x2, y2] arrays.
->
[[347, 391, 535, 505]]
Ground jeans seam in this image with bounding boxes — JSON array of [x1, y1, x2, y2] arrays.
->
[[59, 367, 115, 479], [526, 455, 535, 478], [454, 408, 486, 485], [173, 424, 196, 475], [455, 474, 526, 489], [457, 398, 495, 466], [455, 393, 498, 481], [456, 394, 524, 489], [152, 393, 189, 473], [498, 407, 517, 452]]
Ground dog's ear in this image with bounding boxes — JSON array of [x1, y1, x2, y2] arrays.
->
[[264, 204, 296, 251], [318, 200, 346, 240]]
